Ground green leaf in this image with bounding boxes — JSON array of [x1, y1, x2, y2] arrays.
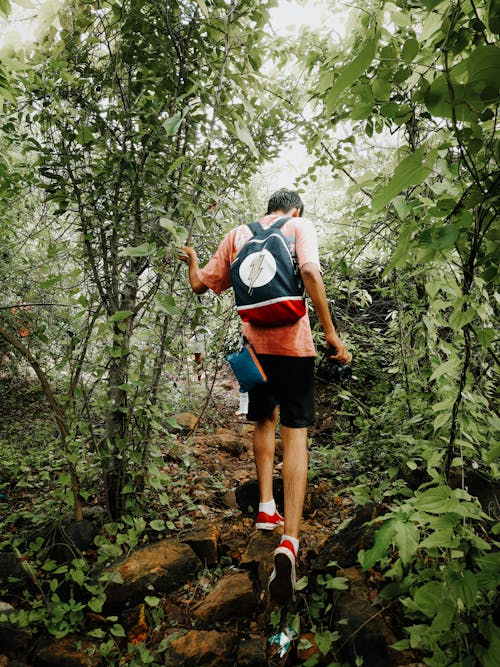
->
[[88, 597, 104, 613], [412, 581, 447, 618], [392, 520, 419, 565], [123, 243, 153, 257], [76, 126, 94, 145], [447, 569, 478, 610], [372, 78, 391, 101], [466, 45, 500, 90], [401, 38, 419, 62], [325, 35, 379, 112], [163, 114, 182, 135], [295, 576, 308, 591], [234, 122, 259, 158], [413, 486, 459, 514], [449, 307, 477, 331], [325, 576, 349, 590], [110, 623, 126, 637], [40, 275, 63, 288], [0, 0, 12, 18], [372, 146, 436, 212], [155, 294, 181, 316], [431, 224, 460, 250], [150, 519, 165, 531], [145, 595, 161, 606], [360, 519, 396, 570], [486, 0, 500, 34], [384, 221, 417, 272], [429, 358, 459, 382], [108, 310, 134, 322], [419, 527, 456, 550]]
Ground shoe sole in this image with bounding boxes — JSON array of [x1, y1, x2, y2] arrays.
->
[[269, 552, 295, 604], [255, 521, 284, 530]]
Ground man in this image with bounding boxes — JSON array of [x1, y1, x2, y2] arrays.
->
[[179, 188, 350, 604]]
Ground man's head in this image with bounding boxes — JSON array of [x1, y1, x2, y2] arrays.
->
[[267, 188, 304, 217]]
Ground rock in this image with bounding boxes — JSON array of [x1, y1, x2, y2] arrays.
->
[[172, 412, 198, 431], [102, 539, 200, 609], [0, 601, 32, 651], [164, 601, 184, 626], [193, 570, 258, 625], [33, 635, 100, 666], [221, 489, 237, 508], [119, 604, 147, 646], [179, 523, 220, 567], [334, 567, 399, 667], [0, 553, 29, 593], [311, 504, 382, 570], [164, 629, 235, 666], [236, 635, 268, 666], [192, 430, 247, 457], [239, 530, 281, 569], [65, 519, 98, 551], [235, 479, 284, 516]]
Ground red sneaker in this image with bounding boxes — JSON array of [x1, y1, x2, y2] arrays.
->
[[269, 539, 297, 604], [255, 509, 284, 530]]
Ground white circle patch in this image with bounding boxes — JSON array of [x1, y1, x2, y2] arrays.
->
[[239, 250, 276, 289]]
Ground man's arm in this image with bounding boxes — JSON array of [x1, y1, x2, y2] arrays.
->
[[179, 247, 208, 294], [301, 262, 351, 364]]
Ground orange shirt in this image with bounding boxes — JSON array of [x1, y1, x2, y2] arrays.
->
[[199, 214, 320, 357]]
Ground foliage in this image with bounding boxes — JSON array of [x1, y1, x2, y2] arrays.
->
[[0, 0, 498, 659]]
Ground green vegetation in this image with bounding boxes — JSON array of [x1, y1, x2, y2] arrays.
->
[[0, 0, 498, 665]]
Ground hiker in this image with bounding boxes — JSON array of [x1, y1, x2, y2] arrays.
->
[[187, 326, 212, 381], [179, 188, 350, 604]]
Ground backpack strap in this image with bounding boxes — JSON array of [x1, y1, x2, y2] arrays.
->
[[270, 215, 292, 230], [247, 216, 291, 237], [247, 222, 261, 236]]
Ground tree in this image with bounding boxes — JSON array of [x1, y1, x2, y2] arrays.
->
[[9, 0, 292, 518]]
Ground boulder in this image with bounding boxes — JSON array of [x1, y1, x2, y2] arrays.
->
[[33, 635, 100, 667], [164, 629, 235, 666], [236, 635, 268, 666], [311, 504, 382, 571], [171, 412, 198, 431], [334, 567, 399, 667], [239, 530, 281, 569], [102, 539, 200, 609], [0, 553, 29, 593], [235, 479, 284, 516], [0, 600, 32, 651], [179, 523, 220, 566], [193, 570, 258, 625]]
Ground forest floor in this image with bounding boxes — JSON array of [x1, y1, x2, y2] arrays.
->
[[0, 370, 424, 666]]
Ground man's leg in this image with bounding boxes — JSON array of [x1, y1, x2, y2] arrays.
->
[[253, 407, 278, 503], [281, 425, 308, 538]]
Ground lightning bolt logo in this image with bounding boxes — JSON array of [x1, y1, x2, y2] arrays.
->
[[247, 253, 265, 293]]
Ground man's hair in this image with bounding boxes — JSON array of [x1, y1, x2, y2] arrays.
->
[[266, 188, 304, 216]]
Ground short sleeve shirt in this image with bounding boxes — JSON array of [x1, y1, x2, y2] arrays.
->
[[199, 213, 320, 357]]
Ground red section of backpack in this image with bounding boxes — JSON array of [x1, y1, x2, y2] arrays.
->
[[238, 297, 306, 327], [230, 217, 306, 327]]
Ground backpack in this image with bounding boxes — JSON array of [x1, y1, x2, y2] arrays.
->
[[230, 216, 306, 327]]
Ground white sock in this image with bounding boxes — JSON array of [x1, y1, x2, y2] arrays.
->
[[281, 534, 299, 555], [259, 499, 276, 514]]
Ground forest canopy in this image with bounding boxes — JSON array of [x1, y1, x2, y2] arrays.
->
[[0, 1, 498, 665]]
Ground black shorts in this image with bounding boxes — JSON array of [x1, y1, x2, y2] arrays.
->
[[247, 355, 315, 428]]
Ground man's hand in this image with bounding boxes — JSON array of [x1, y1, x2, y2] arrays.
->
[[178, 246, 197, 266], [325, 332, 351, 364], [178, 246, 208, 294]]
